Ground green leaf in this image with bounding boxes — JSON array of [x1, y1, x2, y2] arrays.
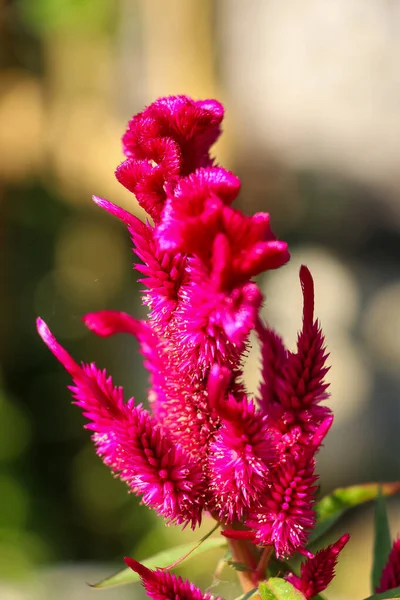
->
[[372, 488, 392, 592], [363, 586, 400, 600], [91, 536, 227, 589], [227, 561, 254, 572], [309, 481, 400, 545], [258, 578, 306, 600], [267, 557, 291, 577]]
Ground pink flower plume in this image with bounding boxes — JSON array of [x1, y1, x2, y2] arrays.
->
[[208, 391, 277, 522], [286, 533, 350, 598], [258, 267, 332, 455], [277, 266, 330, 411], [37, 319, 204, 527], [376, 537, 400, 593], [124, 557, 222, 600], [246, 456, 318, 558]]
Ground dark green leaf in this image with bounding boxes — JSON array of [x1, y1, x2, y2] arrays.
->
[[363, 586, 400, 600], [258, 578, 306, 600], [267, 557, 291, 577], [372, 488, 392, 592], [309, 482, 400, 545], [91, 536, 227, 589], [227, 561, 254, 572]]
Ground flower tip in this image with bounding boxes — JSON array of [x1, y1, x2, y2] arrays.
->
[[92, 194, 103, 206], [36, 316, 47, 337], [124, 557, 152, 579], [312, 414, 334, 448], [83, 310, 143, 338], [335, 532, 350, 553], [36, 317, 57, 351], [36, 317, 80, 376], [299, 264, 314, 325], [92, 196, 138, 227]]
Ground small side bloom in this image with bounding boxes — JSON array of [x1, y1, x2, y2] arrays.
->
[[246, 455, 318, 558], [124, 557, 223, 600], [376, 537, 400, 593], [258, 266, 332, 457], [208, 387, 277, 522], [36, 318, 205, 528], [285, 533, 350, 599], [276, 266, 330, 412]]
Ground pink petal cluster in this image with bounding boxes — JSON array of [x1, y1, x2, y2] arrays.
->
[[37, 95, 346, 576], [376, 537, 400, 593]]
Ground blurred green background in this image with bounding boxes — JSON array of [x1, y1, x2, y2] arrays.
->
[[1, 1, 400, 598]]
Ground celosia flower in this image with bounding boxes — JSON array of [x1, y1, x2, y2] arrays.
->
[[285, 533, 350, 598], [376, 536, 400, 593], [37, 95, 342, 570], [124, 557, 222, 600]]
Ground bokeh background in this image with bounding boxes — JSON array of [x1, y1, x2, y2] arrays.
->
[[1, 1, 400, 598]]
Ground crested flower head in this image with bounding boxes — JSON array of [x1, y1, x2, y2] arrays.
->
[[37, 94, 344, 577], [116, 96, 224, 221]]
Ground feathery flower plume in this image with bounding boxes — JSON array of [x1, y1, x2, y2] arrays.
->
[[258, 266, 331, 458], [207, 376, 277, 522], [37, 95, 347, 591], [285, 533, 350, 598], [376, 537, 400, 593], [246, 455, 318, 558], [36, 318, 204, 528]]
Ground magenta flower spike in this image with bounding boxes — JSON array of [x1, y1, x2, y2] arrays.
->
[[37, 318, 204, 528], [376, 537, 400, 593], [285, 533, 350, 598], [257, 265, 331, 458], [37, 94, 350, 596], [246, 455, 319, 558], [124, 557, 222, 600]]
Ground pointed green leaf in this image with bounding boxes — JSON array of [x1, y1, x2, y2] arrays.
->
[[309, 482, 400, 545], [227, 561, 254, 572], [91, 536, 227, 589], [363, 586, 400, 600], [258, 578, 306, 600], [372, 488, 392, 592]]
